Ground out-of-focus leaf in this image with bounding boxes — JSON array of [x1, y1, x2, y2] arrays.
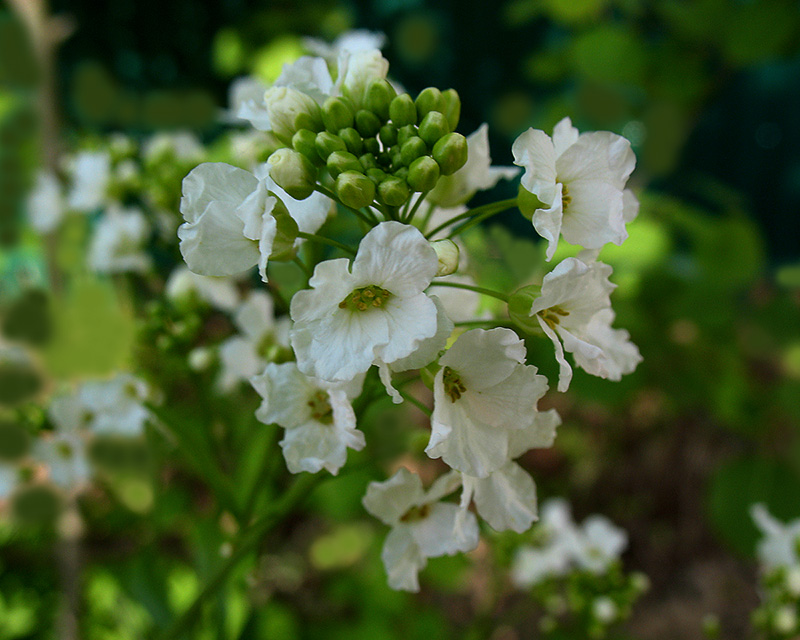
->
[[310, 524, 373, 570], [570, 26, 647, 86]]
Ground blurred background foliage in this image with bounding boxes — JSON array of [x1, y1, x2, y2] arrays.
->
[[1, 0, 799, 638]]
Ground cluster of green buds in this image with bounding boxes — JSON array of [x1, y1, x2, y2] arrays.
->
[[265, 81, 469, 210]]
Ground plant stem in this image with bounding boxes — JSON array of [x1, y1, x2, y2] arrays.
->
[[314, 186, 377, 226], [403, 191, 429, 224], [428, 280, 509, 303], [296, 232, 356, 256], [425, 198, 517, 239], [398, 390, 431, 416]]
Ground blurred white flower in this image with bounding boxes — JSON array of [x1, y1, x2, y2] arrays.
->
[[751, 503, 800, 571], [88, 205, 151, 274], [26, 170, 64, 233], [303, 30, 386, 61], [67, 150, 111, 212], [165, 267, 241, 312]]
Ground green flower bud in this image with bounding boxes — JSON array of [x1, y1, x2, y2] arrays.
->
[[390, 148, 404, 169], [336, 171, 376, 209], [326, 150, 363, 179], [390, 94, 417, 127], [315, 131, 347, 160], [377, 151, 392, 168], [430, 239, 460, 276], [407, 156, 440, 192], [393, 166, 409, 181], [397, 124, 418, 147], [365, 79, 396, 121], [400, 136, 428, 166], [517, 184, 546, 221], [269, 196, 299, 261], [440, 89, 461, 130], [268, 148, 317, 200], [264, 86, 323, 142], [292, 129, 321, 164], [418, 111, 450, 146], [255, 132, 285, 163], [378, 176, 411, 206], [415, 87, 443, 121], [366, 168, 388, 185], [321, 96, 355, 132], [507, 285, 541, 334], [379, 123, 398, 147], [355, 109, 382, 138], [338, 127, 363, 155], [432, 132, 468, 176], [359, 153, 378, 171], [364, 137, 381, 156]]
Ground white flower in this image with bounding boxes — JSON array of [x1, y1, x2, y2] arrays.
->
[[226, 76, 271, 129], [751, 503, 800, 571], [165, 267, 241, 312], [512, 117, 635, 260], [573, 513, 628, 574], [362, 468, 478, 592], [290, 221, 439, 387], [427, 124, 519, 208], [143, 131, 204, 163], [34, 432, 91, 491], [251, 362, 364, 475], [26, 170, 64, 233], [425, 328, 549, 478], [340, 49, 390, 110], [0, 463, 18, 500], [303, 30, 387, 61], [592, 597, 618, 624], [67, 150, 111, 212], [177, 162, 278, 282], [217, 292, 290, 392], [88, 205, 152, 274], [77, 375, 150, 437], [529, 257, 641, 392]]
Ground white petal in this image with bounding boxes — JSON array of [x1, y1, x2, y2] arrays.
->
[[389, 296, 453, 372], [559, 179, 626, 249], [362, 467, 425, 525], [251, 362, 313, 428], [180, 163, 258, 224], [411, 502, 479, 558], [275, 55, 335, 104], [531, 184, 564, 262], [512, 128, 557, 205], [556, 132, 635, 189], [439, 328, 525, 392], [382, 526, 426, 592], [234, 291, 275, 343], [218, 337, 262, 393], [471, 462, 538, 533], [279, 418, 363, 475], [552, 117, 579, 158], [538, 315, 573, 393], [508, 409, 561, 458], [374, 293, 438, 365]]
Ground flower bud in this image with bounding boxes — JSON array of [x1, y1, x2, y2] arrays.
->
[[393, 166, 409, 181], [336, 171, 376, 209], [508, 285, 541, 334], [341, 50, 390, 110], [430, 239, 459, 276], [188, 347, 213, 372], [378, 176, 410, 207], [407, 156, 440, 192], [365, 79, 396, 121], [400, 136, 428, 166], [418, 111, 450, 147], [292, 129, 321, 164], [363, 137, 381, 156], [264, 86, 323, 142], [359, 153, 378, 171], [390, 94, 417, 127], [267, 148, 317, 200], [269, 196, 299, 261], [440, 88, 461, 130], [366, 168, 388, 185], [379, 123, 398, 147], [338, 127, 363, 155], [432, 132, 468, 176], [397, 124, 418, 147], [415, 87, 442, 121], [315, 131, 347, 160], [326, 150, 363, 179], [321, 96, 355, 132], [355, 109, 382, 138]]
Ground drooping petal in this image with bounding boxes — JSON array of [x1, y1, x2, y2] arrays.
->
[[508, 409, 561, 458], [537, 315, 573, 393], [382, 525, 426, 592], [411, 502, 479, 558], [470, 462, 538, 533], [362, 467, 425, 526]]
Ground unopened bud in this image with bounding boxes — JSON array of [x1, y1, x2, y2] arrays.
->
[[366, 168, 388, 185], [365, 79, 396, 121], [418, 111, 450, 146], [363, 137, 381, 156], [430, 239, 459, 276], [188, 346, 213, 371], [359, 153, 378, 171], [315, 131, 347, 160], [292, 129, 321, 164], [341, 50, 390, 110], [269, 196, 299, 261], [397, 124, 418, 147], [400, 136, 428, 166], [326, 150, 363, 179], [355, 109, 382, 138], [415, 87, 442, 121], [321, 96, 355, 132], [268, 148, 317, 200], [440, 89, 461, 130], [433, 132, 468, 176], [338, 127, 363, 155], [336, 171, 376, 209], [264, 86, 323, 142], [407, 156, 440, 192], [390, 94, 417, 127], [379, 123, 398, 147], [378, 177, 410, 207], [393, 166, 409, 181]]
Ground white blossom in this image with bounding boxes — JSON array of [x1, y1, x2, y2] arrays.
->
[[67, 150, 111, 212], [26, 170, 64, 233], [165, 267, 241, 312], [303, 30, 387, 61], [226, 76, 271, 129], [362, 468, 478, 591], [512, 117, 636, 260], [34, 432, 91, 491], [88, 205, 151, 274], [751, 503, 800, 571]]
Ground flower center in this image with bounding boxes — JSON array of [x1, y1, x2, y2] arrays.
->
[[560, 183, 572, 211], [400, 503, 431, 523], [540, 305, 570, 330], [338, 285, 392, 312], [307, 390, 333, 425], [442, 366, 467, 403]]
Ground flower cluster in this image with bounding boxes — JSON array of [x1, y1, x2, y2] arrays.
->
[[173, 43, 643, 591]]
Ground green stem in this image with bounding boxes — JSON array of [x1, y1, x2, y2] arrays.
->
[[402, 191, 429, 224], [292, 255, 312, 281], [419, 201, 436, 234], [428, 280, 509, 303], [158, 473, 320, 640], [454, 319, 509, 328], [296, 232, 357, 256], [398, 390, 431, 417], [425, 198, 517, 239]]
